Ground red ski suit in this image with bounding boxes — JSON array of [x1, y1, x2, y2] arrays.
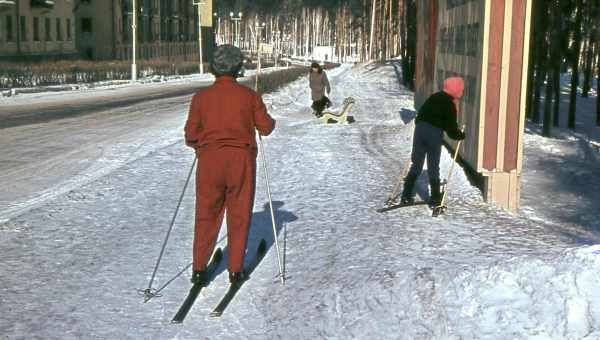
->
[[184, 76, 275, 273]]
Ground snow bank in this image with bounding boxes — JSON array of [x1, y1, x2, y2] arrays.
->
[[441, 245, 600, 339]]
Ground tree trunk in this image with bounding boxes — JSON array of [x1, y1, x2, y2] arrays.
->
[[531, 0, 549, 123], [552, 67, 560, 127], [597, 43, 600, 125], [581, 0, 597, 97], [532, 64, 546, 123], [543, 1, 557, 136], [582, 41, 595, 97], [568, 0, 584, 129], [526, 0, 540, 119], [543, 71, 554, 136], [551, 0, 562, 128], [405, 0, 416, 90], [369, 0, 377, 60]]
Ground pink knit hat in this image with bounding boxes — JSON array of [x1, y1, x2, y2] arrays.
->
[[443, 77, 465, 99]]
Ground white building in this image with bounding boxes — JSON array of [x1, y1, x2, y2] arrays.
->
[[311, 45, 335, 63]]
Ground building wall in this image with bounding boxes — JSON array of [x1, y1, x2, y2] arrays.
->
[[74, 0, 214, 61], [0, 0, 78, 59], [75, 0, 116, 59], [415, 0, 532, 212]]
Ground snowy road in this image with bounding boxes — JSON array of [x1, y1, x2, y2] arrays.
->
[[1, 63, 600, 340], [0, 79, 213, 129], [0, 80, 203, 223]]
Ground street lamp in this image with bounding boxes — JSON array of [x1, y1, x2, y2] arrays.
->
[[273, 30, 280, 69], [131, 0, 137, 81], [193, 0, 206, 74], [229, 12, 242, 47], [213, 12, 220, 45], [254, 22, 266, 90]]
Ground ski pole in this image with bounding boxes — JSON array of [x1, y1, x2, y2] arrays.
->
[[142, 157, 197, 301], [434, 125, 465, 216], [254, 49, 284, 284], [258, 135, 285, 284]]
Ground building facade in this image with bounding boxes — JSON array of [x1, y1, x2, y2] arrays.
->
[[0, 0, 78, 60], [415, 0, 532, 212], [75, 0, 214, 61]]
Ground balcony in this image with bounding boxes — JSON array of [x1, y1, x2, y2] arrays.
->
[[30, 0, 55, 8]]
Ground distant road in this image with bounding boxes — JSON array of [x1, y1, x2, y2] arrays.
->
[[0, 80, 213, 129]]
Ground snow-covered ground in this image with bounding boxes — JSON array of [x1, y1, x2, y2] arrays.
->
[[1, 62, 600, 340], [520, 75, 600, 237]]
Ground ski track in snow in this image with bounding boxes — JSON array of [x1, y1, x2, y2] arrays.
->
[[1, 63, 600, 340]]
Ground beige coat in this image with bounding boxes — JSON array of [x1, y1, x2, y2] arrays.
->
[[309, 71, 331, 101]]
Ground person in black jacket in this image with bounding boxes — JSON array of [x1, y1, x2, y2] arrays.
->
[[400, 77, 466, 206]]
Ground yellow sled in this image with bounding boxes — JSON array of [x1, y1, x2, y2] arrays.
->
[[319, 97, 356, 124]]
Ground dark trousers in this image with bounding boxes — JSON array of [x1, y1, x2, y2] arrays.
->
[[406, 122, 443, 182], [311, 96, 331, 115]]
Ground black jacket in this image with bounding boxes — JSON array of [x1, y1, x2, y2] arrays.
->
[[415, 91, 464, 140]]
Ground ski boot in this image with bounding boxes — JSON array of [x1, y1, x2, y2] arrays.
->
[[191, 269, 211, 286], [229, 271, 248, 284], [399, 175, 417, 205], [429, 179, 442, 207], [429, 179, 447, 217], [400, 196, 415, 205]]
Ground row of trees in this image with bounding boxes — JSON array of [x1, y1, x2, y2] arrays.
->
[[213, 0, 417, 88], [527, 0, 600, 132]]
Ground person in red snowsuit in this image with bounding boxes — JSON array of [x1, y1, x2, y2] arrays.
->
[[184, 45, 275, 284]]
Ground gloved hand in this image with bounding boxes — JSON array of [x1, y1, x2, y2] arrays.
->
[[454, 130, 466, 141]]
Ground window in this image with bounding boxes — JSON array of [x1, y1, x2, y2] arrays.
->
[[56, 18, 62, 41], [466, 23, 479, 57], [148, 18, 154, 41], [455, 25, 465, 55], [33, 17, 40, 41], [81, 17, 92, 33], [66, 18, 71, 40], [139, 17, 145, 42], [122, 16, 129, 41], [45, 17, 51, 41], [20, 16, 27, 41], [6, 16, 14, 41]]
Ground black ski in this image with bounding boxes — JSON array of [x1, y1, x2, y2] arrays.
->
[[171, 248, 223, 324], [209, 239, 267, 318], [377, 201, 429, 213]]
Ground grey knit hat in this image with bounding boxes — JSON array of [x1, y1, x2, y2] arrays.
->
[[211, 45, 244, 77]]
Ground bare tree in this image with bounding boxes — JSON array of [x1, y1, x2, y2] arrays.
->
[[568, 0, 584, 129]]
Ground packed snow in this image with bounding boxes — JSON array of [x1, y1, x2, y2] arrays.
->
[[1, 62, 600, 340]]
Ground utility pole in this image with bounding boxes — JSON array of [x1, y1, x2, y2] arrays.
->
[[194, 0, 206, 74], [213, 12, 219, 45], [368, 0, 376, 61], [15, 0, 21, 56], [255, 21, 266, 90], [273, 30, 280, 69], [132, 0, 137, 81]]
